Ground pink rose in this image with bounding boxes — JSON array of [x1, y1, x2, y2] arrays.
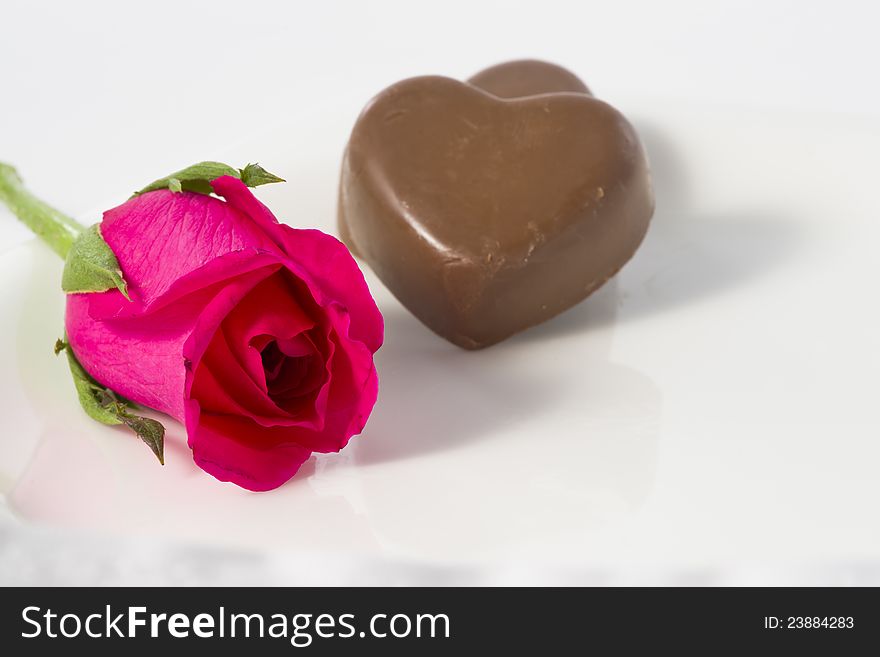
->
[[64, 175, 383, 491]]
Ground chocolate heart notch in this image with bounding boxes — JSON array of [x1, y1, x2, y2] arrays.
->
[[467, 58, 592, 98], [339, 70, 653, 349]]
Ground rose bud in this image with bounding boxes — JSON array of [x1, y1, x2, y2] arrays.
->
[[0, 161, 383, 491]]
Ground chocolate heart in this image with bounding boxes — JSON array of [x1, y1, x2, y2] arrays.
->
[[338, 62, 654, 349]]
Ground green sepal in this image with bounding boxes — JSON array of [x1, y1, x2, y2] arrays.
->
[[61, 224, 130, 299], [132, 161, 285, 197], [55, 339, 165, 465], [118, 414, 166, 466], [55, 338, 121, 425], [240, 163, 286, 187], [134, 161, 239, 196]]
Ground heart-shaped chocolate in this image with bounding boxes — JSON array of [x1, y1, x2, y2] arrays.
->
[[338, 61, 654, 349]]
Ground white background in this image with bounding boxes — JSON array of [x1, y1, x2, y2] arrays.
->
[[2, 0, 877, 218], [1, 1, 879, 585]]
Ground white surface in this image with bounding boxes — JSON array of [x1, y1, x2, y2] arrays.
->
[[1, 1, 879, 585]]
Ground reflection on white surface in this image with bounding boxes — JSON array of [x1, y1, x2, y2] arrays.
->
[[2, 101, 880, 584], [1, 239, 661, 564]]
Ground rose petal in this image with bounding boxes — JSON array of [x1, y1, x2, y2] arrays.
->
[[278, 226, 384, 353], [193, 325, 324, 430], [210, 175, 286, 249], [67, 255, 281, 420], [309, 305, 380, 452], [99, 189, 279, 308], [222, 271, 316, 352], [209, 177, 381, 351], [186, 404, 313, 492]]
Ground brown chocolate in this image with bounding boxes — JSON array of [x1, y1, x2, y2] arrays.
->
[[338, 61, 654, 349], [467, 59, 591, 98]]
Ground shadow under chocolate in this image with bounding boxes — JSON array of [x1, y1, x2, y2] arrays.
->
[[512, 120, 805, 343]]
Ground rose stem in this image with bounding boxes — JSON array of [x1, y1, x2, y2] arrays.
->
[[0, 162, 84, 259]]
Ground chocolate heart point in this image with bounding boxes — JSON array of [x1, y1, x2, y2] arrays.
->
[[339, 65, 653, 349]]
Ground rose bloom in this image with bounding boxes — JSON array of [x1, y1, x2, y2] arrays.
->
[[65, 176, 383, 491]]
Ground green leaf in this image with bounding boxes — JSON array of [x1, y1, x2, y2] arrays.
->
[[56, 339, 165, 465], [61, 223, 130, 299], [239, 163, 286, 187], [132, 160, 285, 197]]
